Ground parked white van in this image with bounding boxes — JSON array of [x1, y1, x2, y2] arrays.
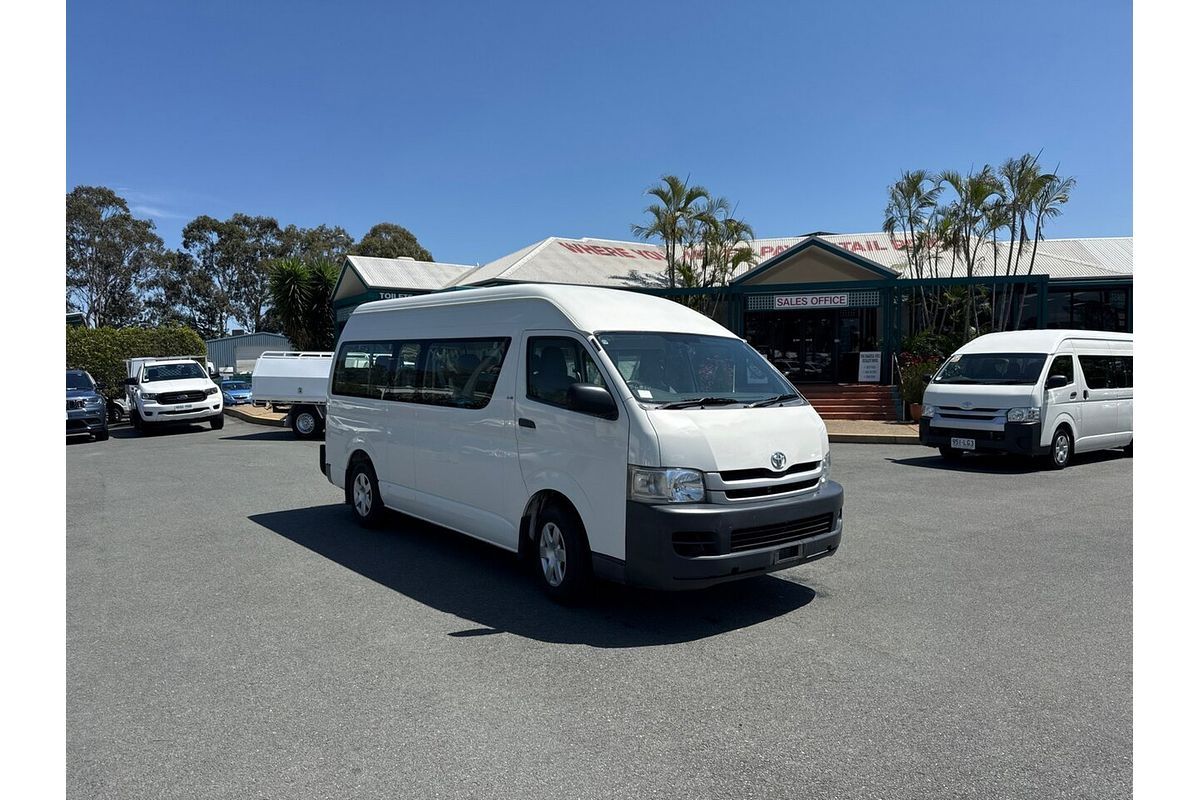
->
[[320, 285, 843, 598], [919, 329, 1132, 468]]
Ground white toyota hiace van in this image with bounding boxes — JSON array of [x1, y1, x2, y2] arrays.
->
[[919, 329, 1133, 468], [320, 285, 843, 598]]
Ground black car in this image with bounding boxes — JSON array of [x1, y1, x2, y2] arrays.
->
[[66, 369, 109, 441]]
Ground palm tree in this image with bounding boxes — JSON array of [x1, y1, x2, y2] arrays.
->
[[1014, 172, 1076, 325], [884, 170, 943, 322], [268, 257, 339, 350], [938, 167, 1003, 339], [631, 175, 709, 289]]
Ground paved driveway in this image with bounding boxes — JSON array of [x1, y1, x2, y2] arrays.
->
[[67, 418, 1131, 799]]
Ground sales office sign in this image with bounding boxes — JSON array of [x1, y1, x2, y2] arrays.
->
[[774, 293, 849, 310]]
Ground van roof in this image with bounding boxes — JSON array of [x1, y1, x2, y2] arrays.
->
[[352, 284, 736, 337], [957, 329, 1133, 354]]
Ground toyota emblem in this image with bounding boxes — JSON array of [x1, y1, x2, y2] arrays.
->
[[771, 452, 786, 470]]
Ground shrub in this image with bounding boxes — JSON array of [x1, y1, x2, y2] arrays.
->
[[898, 354, 945, 405], [66, 325, 207, 394], [899, 329, 962, 361]]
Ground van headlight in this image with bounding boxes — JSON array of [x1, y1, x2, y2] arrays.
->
[[820, 451, 831, 485], [1007, 407, 1041, 422], [922, 403, 934, 418], [628, 466, 705, 503]]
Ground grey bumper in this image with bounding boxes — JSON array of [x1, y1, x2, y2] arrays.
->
[[603, 481, 844, 591]]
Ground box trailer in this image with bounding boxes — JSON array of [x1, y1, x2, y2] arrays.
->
[[251, 351, 333, 438]]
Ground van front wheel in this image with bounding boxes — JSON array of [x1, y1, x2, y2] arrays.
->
[[535, 505, 592, 602], [1049, 427, 1073, 470]]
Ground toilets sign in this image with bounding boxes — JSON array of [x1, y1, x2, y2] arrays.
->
[[774, 293, 850, 310]]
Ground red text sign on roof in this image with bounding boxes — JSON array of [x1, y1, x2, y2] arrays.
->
[[558, 242, 666, 260]]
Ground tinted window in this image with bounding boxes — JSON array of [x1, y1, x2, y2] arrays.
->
[[528, 337, 607, 409], [1079, 355, 1134, 389], [333, 338, 510, 408], [332, 342, 396, 399], [1047, 355, 1074, 385], [420, 339, 509, 409]]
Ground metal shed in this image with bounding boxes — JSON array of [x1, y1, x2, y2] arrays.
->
[[205, 332, 293, 374]]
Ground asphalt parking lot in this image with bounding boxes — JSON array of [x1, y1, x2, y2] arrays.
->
[[66, 417, 1132, 799]]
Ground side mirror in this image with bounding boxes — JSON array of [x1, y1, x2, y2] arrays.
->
[[123, 377, 138, 386], [1045, 375, 1069, 390], [921, 374, 933, 384], [567, 383, 618, 420]]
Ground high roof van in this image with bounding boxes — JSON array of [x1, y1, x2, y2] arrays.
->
[[319, 284, 843, 598], [919, 329, 1133, 468]]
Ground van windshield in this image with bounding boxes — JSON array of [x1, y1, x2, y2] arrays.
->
[[933, 353, 1048, 385], [595, 332, 797, 404]]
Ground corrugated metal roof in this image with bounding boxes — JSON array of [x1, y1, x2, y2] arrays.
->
[[455, 237, 672, 288], [453, 233, 1131, 289], [345, 255, 477, 291]]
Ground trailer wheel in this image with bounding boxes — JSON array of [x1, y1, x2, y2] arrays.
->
[[291, 407, 319, 439]]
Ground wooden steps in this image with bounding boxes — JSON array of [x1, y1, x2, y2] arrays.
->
[[795, 384, 898, 421]]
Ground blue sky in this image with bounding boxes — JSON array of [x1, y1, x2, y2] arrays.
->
[[67, 0, 1132, 266]]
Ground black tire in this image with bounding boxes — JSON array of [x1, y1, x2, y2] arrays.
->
[[211, 413, 225, 430], [533, 504, 593, 602], [1124, 440, 1133, 457], [94, 429, 109, 442], [291, 407, 319, 439], [938, 446, 963, 461], [131, 408, 146, 433], [1048, 426, 1073, 470], [348, 459, 386, 528]]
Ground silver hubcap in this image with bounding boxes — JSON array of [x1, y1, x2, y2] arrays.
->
[[353, 472, 373, 517], [296, 413, 315, 435], [539, 523, 567, 587], [1055, 435, 1069, 464]]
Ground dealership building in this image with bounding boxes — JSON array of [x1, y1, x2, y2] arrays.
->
[[332, 231, 1132, 386]]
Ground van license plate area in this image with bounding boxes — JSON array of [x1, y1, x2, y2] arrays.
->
[[951, 437, 975, 450], [776, 545, 801, 562]]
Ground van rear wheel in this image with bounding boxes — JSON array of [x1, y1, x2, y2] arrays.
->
[[349, 460, 385, 528], [534, 505, 592, 602]]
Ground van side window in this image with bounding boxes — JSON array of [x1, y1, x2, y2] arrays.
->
[[1047, 355, 1074, 385], [420, 338, 510, 409], [332, 342, 396, 399], [1079, 355, 1132, 390], [384, 342, 422, 402], [528, 337, 606, 409]]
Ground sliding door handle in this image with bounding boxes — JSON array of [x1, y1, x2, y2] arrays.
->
[[518, 417, 536, 429], [1069, 392, 1077, 399]]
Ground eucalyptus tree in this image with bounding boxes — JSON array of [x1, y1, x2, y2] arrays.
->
[[631, 174, 709, 289], [66, 186, 163, 327]]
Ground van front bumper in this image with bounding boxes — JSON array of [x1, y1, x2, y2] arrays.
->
[[605, 481, 843, 591], [919, 419, 1047, 456]]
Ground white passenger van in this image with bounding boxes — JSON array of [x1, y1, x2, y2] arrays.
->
[[320, 285, 843, 598], [919, 329, 1133, 468]]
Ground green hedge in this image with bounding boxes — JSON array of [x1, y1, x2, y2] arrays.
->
[[65, 325, 207, 394]]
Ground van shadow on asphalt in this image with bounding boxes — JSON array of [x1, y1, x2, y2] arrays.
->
[[249, 504, 816, 648], [887, 448, 1129, 474], [108, 422, 213, 440]]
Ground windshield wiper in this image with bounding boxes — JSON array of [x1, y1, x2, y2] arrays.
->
[[748, 393, 801, 408], [657, 397, 744, 410]]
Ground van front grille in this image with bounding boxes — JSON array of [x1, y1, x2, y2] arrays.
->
[[724, 478, 819, 500], [730, 513, 834, 553], [720, 461, 820, 482]]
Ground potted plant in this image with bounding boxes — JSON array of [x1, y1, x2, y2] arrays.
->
[[899, 353, 944, 421]]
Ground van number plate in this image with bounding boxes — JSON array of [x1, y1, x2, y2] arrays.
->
[[951, 437, 975, 450]]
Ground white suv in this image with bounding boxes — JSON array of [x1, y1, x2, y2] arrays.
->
[[126, 359, 224, 432]]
